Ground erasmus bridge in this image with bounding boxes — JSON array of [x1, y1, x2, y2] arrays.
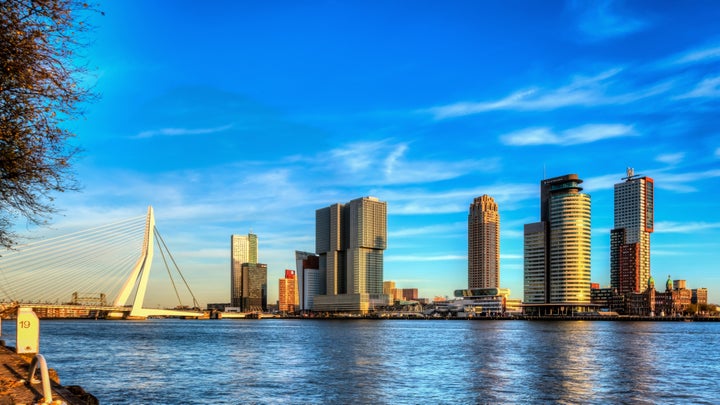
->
[[0, 207, 205, 319]]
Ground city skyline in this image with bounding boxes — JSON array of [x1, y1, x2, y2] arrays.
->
[[9, 1, 720, 306]]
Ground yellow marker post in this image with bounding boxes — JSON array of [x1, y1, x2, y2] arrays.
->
[[16, 307, 40, 354]]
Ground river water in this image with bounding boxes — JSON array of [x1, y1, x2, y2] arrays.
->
[[2, 319, 718, 404]]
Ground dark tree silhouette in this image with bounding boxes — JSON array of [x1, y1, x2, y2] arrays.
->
[[0, 0, 97, 248]]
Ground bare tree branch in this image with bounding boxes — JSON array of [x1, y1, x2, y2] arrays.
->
[[1, 0, 98, 248]]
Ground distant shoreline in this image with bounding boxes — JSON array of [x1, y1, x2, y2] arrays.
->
[[249, 314, 720, 322], [4, 314, 720, 322]]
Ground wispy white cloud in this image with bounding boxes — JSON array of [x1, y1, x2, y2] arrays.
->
[[381, 183, 537, 215], [426, 69, 674, 119], [669, 44, 720, 66], [428, 69, 621, 119], [655, 152, 685, 165], [384, 143, 408, 178], [325, 140, 497, 186], [500, 123, 636, 146], [651, 169, 720, 192], [427, 89, 539, 119], [569, 0, 648, 41], [329, 141, 383, 172], [500, 128, 558, 146], [654, 221, 720, 234], [583, 172, 625, 192], [676, 76, 720, 99], [133, 124, 233, 139]]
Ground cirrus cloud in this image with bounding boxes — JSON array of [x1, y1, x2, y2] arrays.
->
[[500, 123, 637, 146]]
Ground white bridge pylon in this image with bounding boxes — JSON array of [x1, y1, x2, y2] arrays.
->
[[111, 206, 203, 319]]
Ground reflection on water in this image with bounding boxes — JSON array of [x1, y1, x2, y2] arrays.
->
[[2, 319, 717, 404]]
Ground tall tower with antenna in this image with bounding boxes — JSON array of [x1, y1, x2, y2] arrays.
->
[[611, 168, 654, 294]]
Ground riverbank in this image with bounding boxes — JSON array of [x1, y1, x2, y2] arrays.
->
[[0, 342, 97, 404], [266, 313, 720, 321]]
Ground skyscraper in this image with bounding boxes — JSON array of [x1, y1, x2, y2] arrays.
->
[[279, 269, 297, 313], [231, 233, 258, 269], [313, 196, 388, 313], [230, 262, 267, 312], [295, 251, 323, 312], [230, 232, 259, 310], [468, 195, 500, 289], [524, 174, 592, 315], [611, 168, 654, 294]]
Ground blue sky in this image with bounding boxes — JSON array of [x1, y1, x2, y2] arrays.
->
[[22, 1, 720, 306]]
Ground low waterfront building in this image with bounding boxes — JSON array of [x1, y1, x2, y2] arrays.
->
[[206, 303, 231, 311], [452, 288, 511, 316], [505, 298, 523, 314], [312, 293, 389, 313], [590, 286, 626, 313], [626, 275, 693, 316], [692, 288, 708, 305], [383, 282, 418, 303]]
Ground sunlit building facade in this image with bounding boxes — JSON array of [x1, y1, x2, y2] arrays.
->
[[231, 262, 267, 312], [313, 196, 388, 313], [453, 288, 510, 315], [230, 233, 259, 309], [524, 174, 592, 315], [231, 233, 258, 267], [548, 180, 592, 303], [627, 275, 692, 316], [523, 222, 546, 304], [402, 288, 419, 301], [468, 195, 500, 289], [692, 288, 708, 305], [611, 168, 654, 294], [278, 269, 298, 313]]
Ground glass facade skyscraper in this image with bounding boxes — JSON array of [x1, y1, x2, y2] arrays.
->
[[230, 232, 258, 309], [230, 262, 267, 311], [524, 174, 592, 313]]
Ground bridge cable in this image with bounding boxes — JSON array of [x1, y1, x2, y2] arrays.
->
[[154, 227, 201, 309], [153, 227, 184, 308]]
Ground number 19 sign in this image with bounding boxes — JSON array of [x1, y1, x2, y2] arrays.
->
[[16, 307, 40, 354]]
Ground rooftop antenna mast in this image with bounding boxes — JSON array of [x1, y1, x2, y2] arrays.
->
[[622, 167, 637, 180]]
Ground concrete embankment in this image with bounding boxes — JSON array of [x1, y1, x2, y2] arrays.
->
[[0, 342, 97, 405]]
